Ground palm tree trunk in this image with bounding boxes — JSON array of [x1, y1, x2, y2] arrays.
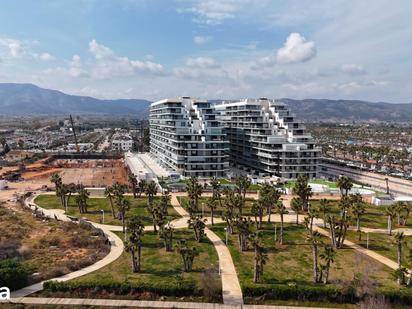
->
[[137, 244, 141, 272], [323, 261, 330, 284], [280, 214, 284, 244], [211, 208, 214, 225], [312, 243, 318, 283]]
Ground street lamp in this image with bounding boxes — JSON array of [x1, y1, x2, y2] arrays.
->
[[224, 227, 228, 245], [101, 209, 105, 224]]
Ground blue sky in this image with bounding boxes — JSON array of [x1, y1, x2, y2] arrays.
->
[[0, 0, 411, 102]]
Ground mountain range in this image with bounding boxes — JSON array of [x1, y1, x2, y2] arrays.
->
[[1, 83, 411, 122]]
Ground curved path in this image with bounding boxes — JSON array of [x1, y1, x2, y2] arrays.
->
[[171, 194, 243, 305], [11, 193, 124, 298]]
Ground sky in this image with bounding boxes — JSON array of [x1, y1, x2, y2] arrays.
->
[[0, 0, 411, 102]]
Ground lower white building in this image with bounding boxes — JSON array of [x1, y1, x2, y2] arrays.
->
[[111, 133, 133, 152]]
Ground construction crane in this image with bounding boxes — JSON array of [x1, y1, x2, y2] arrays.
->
[[69, 115, 80, 152]]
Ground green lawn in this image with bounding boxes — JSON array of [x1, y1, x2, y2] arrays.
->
[[210, 222, 403, 305], [177, 196, 256, 217], [309, 199, 412, 230], [34, 195, 180, 226], [70, 229, 221, 300], [346, 230, 412, 268]]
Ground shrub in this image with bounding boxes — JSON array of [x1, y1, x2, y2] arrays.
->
[[43, 279, 200, 297], [0, 259, 31, 291]]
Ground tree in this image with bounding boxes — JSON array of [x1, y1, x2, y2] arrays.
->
[[318, 199, 329, 228], [319, 245, 336, 284], [251, 200, 265, 229], [104, 185, 116, 218], [160, 222, 174, 252], [235, 175, 251, 215], [187, 177, 202, 212], [177, 240, 199, 272], [337, 176, 353, 197], [159, 191, 171, 215], [306, 230, 323, 283], [206, 197, 218, 225], [210, 177, 222, 208], [125, 215, 144, 272], [66, 183, 77, 207], [148, 202, 164, 233], [394, 201, 405, 226], [116, 195, 131, 233], [386, 205, 397, 236], [290, 197, 301, 225], [75, 185, 89, 214], [393, 232, 406, 285], [249, 231, 267, 283], [188, 215, 207, 242], [145, 181, 158, 205], [137, 179, 147, 198], [275, 200, 288, 244], [350, 194, 366, 234], [234, 216, 253, 251], [401, 202, 412, 226], [259, 184, 281, 222], [222, 190, 237, 234], [128, 173, 138, 198], [292, 175, 313, 211]]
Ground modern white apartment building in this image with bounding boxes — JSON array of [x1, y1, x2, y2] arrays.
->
[[111, 133, 133, 152], [149, 97, 229, 178], [215, 98, 320, 179]]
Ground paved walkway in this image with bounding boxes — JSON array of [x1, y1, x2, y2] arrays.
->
[[171, 195, 244, 306], [5, 297, 330, 309], [11, 194, 124, 298]]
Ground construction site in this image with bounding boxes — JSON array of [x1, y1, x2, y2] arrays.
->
[[0, 155, 128, 188]]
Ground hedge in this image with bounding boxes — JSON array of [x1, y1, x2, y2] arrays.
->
[[0, 259, 31, 291], [43, 279, 200, 297], [242, 283, 412, 305]]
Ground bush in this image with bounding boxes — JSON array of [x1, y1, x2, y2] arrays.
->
[[0, 259, 31, 291], [242, 283, 412, 306], [43, 279, 200, 297]]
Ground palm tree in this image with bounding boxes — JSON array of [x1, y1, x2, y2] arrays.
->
[[75, 185, 89, 214], [350, 194, 366, 234], [275, 200, 288, 244], [306, 230, 323, 283], [137, 179, 147, 198], [251, 200, 265, 229], [318, 199, 329, 228], [145, 181, 158, 205], [393, 202, 406, 226], [160, 222, 174, 252], [337, 176, 353, 197], [386, 205, 397, 235], [319, 245, 336, 284], [235, 175, 251, 215], [393, 232, 406, 285], [249, 231, 267, 283], [125, 215, 144, 272], [104, 185, 116, 218], [177, 240, 199, 272], [206, 196, 217, 225], [234, 216, 253, 251], [188, 215, 207, 242], [128, 173, 138, 198], [292, 175, 313, 211], [210, 176, 223, 209], [290, 197, 301, 225], [187, 176, 202, 212], [116, 196, 131, 233]]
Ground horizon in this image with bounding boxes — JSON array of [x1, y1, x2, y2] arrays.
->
[[0, 1, 411, 102]]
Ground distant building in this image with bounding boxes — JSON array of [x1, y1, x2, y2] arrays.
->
[[215, 98, 320, 179], [111, 133, 133, 152], [149, 97, 229, 178]]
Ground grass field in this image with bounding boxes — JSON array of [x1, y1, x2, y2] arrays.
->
[[309, 199, 412, 230], [210, 223, 401, 295], [67, 228, 221, 301], [34, 195, 180, 226], [346, 230, 412, 268], [177, 196, 257, 217]]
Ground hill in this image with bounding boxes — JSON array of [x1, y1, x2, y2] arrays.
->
[[0, 83, 150, 118], [1, 83, 411, 122]]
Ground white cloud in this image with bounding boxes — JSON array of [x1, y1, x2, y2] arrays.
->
[[341, 63, 367, 75], [276, 33, 316, 64], [35, 52, 54, 61], [193, 35, 212, 45], [89, 39, 114, 60], [186, 57, 218, 68], [0, 38, 24, 58], [69, 54, 87, 77], [88, 39, 164, 78], [178, 0, 240, 25]]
